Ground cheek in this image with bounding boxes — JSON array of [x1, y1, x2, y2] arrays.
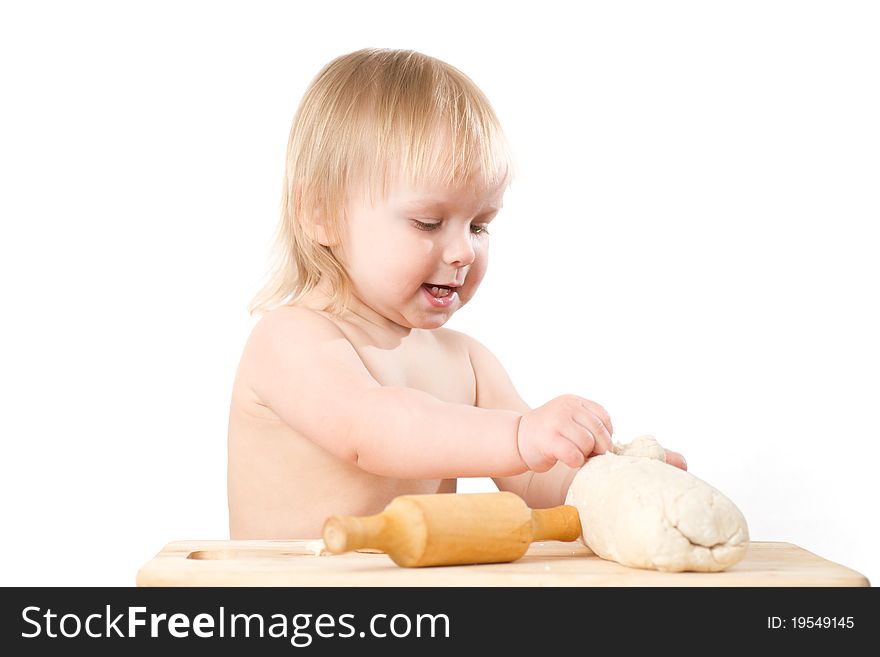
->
[[463, 245, 489, 293], [387, 229, 434, 262], [382, 236, 436, 293], [419, 235, 435, 255], [474, 240, 489, 273]]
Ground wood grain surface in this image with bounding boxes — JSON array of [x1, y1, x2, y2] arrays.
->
[[136, 540, 869, 587]]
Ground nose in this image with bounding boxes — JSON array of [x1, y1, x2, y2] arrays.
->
[[443, 226, 476, 267]]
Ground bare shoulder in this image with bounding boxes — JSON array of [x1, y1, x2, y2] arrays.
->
[[429, 326, 474, 354], [434, 328, 529, 412], [245, 305, 346, 354], [431, 327, 492, 362], [234, 306, 348, 398], [238, 305, 380, 425], [256, 304, 343, 333]]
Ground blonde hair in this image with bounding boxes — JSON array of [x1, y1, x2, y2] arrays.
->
[[248, 48, 515, 317]]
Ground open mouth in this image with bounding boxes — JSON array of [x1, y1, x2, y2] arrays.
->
[[422, 283, 459, 299]]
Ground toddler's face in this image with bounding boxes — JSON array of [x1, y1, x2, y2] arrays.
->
[[338, 176, 504, 330]]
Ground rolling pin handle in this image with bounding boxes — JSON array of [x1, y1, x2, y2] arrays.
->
[[323, 513, 387, 554], [530, 505, 582, 542]]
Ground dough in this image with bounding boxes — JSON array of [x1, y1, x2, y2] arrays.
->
[[611, 434, 667, 460], [565, 435, 749, 572]]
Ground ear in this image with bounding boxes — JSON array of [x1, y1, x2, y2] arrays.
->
[[294, 183, 336, 247]]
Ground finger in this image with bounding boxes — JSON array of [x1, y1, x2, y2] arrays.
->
[[580, 399, 613, 437], [572, 410, 612, 454], [552, 434, 587, 469], [664, 449, 687, 471], [559, 422, 596, 457]]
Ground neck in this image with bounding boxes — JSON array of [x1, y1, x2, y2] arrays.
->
[[340, 296, 414, 343], [306, 279, 415, 343]]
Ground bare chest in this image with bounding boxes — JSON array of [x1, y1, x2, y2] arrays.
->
[[344, 331, 475, 406]]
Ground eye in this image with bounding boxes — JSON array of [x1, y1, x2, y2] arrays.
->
[[470, 223, 490, 235], [411, 219, 441, 231]]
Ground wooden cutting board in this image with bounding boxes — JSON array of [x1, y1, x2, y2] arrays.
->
[[136, 540, 869, 587]]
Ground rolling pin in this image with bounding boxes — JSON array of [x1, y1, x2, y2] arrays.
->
[[322, 492, 582, 567]]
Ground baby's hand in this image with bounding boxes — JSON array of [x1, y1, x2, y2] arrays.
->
[[516, 395, 614, 472]]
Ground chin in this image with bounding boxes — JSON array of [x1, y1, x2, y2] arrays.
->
[[414, 316, 451, 330], [408, 309, 456, 330]]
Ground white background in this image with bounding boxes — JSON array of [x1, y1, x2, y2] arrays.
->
[[1, 0, 877, 587]]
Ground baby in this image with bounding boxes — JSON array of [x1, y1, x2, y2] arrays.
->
[[227, 48, 686, 539]]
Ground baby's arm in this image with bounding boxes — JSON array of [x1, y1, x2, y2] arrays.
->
[[247, 308, 568, 479]]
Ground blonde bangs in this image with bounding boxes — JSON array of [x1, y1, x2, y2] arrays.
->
[[360, 54, 514, 203]]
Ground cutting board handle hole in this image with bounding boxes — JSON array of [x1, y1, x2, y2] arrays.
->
[[188, 550, 235, 560], [187, 549, 314, 560]]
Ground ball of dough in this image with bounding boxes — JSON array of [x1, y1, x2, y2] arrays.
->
[[612, 434, 667, 461], [566, 436, 749, 572]]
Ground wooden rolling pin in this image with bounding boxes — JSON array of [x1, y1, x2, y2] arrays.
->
[[321, 492, 582, 567]]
